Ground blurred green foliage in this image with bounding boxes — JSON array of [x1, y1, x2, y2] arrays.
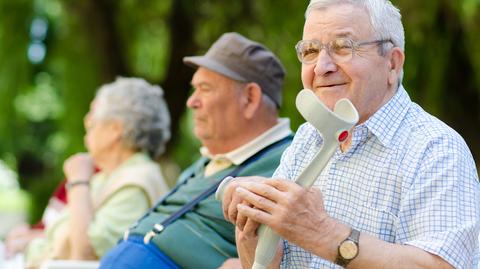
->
[[0, 0, 478, 223]]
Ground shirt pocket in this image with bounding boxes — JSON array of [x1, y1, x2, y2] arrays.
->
[[354, 204, 398, 243]]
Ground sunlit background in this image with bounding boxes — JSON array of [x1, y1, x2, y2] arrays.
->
[[0, 0, 479, 236]]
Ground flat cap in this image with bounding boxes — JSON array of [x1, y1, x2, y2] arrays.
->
[[183, 32, 285, 107]]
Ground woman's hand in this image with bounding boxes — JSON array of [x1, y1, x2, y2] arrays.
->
[[63, 153, 95, 183]]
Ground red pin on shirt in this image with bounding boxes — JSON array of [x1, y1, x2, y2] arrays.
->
[[338, 130, 349, 142]]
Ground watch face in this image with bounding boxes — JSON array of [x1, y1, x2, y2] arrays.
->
[[339, 240, 358, 259]]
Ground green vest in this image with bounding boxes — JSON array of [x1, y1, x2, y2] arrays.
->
[[129, 136, 292, 269]]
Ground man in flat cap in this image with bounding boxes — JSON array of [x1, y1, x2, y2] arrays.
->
[[99, 32, 293, 269]]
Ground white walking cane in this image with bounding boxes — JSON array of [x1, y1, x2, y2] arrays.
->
[[216, 89, 359, 269]]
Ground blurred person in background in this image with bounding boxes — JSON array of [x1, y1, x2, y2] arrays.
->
[[4, 180, 67, 258], [0, 161, 31, 240], [24, 77, 171, 268], [100, 32, 293, 269], [0, 161, 31, 268]]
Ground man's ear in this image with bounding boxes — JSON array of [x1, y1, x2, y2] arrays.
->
[[242, 82, 262, 119], [387, 47, 405, 87]]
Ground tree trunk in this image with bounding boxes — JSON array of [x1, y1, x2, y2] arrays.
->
[[161, 0, 197, 152]]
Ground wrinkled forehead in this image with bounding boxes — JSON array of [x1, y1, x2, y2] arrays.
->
[[89, 99, 98, 113], [191, 67, 237, 88], [83, 100, 96, 126], [88, 98, 101, 118], [303, 3, 373, 41]]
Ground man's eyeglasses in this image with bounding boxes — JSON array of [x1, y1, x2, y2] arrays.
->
[[295, 38, 392, 64]]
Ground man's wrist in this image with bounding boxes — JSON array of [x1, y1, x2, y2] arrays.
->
[[335, 228, 360, 267], [308, 218, 350, 262]]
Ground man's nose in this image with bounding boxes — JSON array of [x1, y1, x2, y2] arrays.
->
[[313, 49, 338, 76], [186, 92, 200, 108]]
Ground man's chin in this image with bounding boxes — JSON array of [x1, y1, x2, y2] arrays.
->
[[193, 129, 211, 141], [193, 129, 202, 139], [312, 89, 346, 110]]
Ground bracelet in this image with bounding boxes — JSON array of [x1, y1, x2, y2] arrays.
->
[[66, 180, 90, 190]]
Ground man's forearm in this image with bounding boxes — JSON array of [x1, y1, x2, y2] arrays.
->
[[346, 232, 454, 269], [305, 221, 454, 269]]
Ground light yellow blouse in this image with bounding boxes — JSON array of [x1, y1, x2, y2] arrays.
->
[[26, 153, 168, 266]]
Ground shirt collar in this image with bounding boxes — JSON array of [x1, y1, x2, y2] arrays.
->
[[359, 85, 411, 148], [200, 118, 292, 165]]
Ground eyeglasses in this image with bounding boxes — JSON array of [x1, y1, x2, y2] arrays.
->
[[295, 38, 392, 64]]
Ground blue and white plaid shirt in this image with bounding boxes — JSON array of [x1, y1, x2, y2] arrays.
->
[[275, 86, 480, 269]]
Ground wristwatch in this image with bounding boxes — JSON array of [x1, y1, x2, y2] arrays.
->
[[334, 228, 360, 267]]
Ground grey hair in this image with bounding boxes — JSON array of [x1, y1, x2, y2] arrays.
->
[[306, 0, 405, 84], [233, 81, 278, 115], [92, 77, 171, 160]]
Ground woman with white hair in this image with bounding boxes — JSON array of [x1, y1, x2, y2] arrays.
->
[[25, 77, 171, 268]]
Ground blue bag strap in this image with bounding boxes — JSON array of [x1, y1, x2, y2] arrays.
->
[[125, 135, 292, 243], [123, 157, 209, 236]]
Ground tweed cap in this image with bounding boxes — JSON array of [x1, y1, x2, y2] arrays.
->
[[183, 32, 285, 107]]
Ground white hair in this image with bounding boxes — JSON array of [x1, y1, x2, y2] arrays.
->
[[306, 0, 404, 51], [93, 77, 171, 159], [306, 0, 405, 84]]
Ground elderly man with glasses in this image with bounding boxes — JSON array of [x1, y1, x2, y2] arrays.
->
[[221, 0, 480, 269]]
